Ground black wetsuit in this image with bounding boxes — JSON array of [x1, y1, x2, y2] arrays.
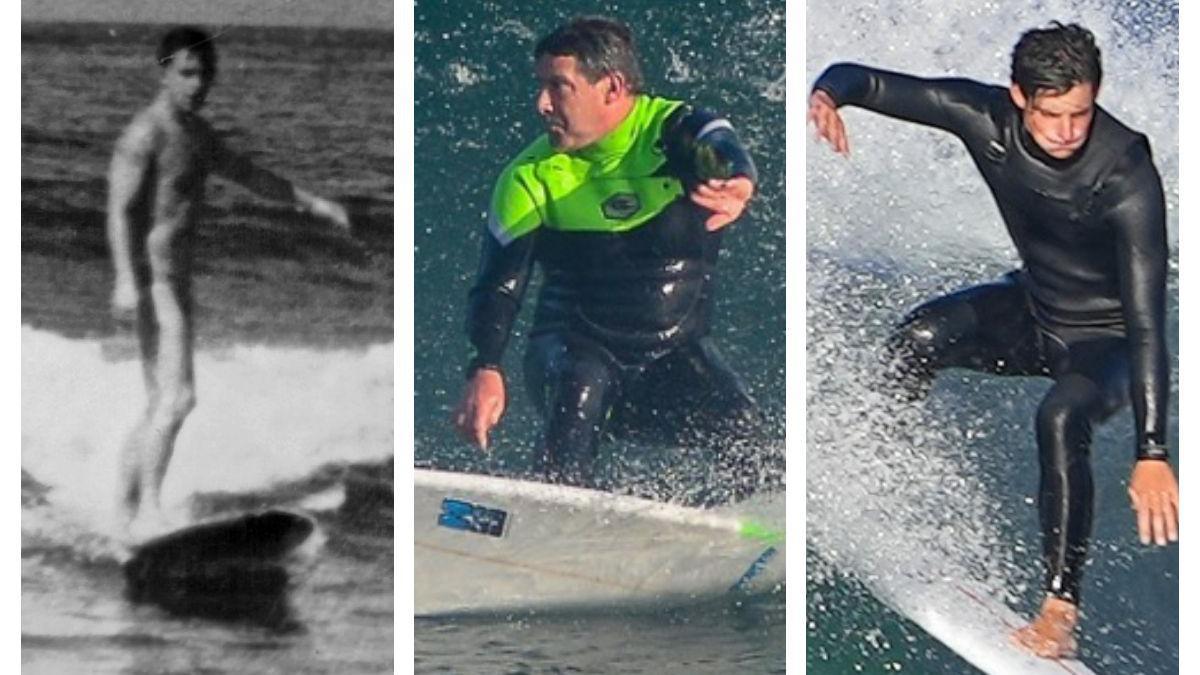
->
[[813, 64, 1171, 603], [466, 95, 762, 492]]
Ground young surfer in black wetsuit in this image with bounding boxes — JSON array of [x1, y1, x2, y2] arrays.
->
[[451, 17, 766, 499], [809, 22, 1176, 658]]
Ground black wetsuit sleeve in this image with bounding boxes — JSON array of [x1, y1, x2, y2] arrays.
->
[[465, 230, 536, 375], [811, 63, 996, 139], [662, 106, 758, 185], [1103, 139, 1171, 460]]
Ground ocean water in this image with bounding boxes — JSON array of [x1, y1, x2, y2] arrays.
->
[[807, 1, 1179, 673], [414, 0, 785, 672], [21, 22, 394, 673]]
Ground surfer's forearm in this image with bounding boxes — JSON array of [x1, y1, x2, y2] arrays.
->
[[465, 230, 536, 373], [665, 106, 758, 185], [811, 63, 993, 137], [105, 211, 138, 287], [1108, 156, 1171, 460]]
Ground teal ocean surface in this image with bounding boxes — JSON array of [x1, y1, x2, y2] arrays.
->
[[415, 0, 785, 672], [808, 1, 1178, 672]]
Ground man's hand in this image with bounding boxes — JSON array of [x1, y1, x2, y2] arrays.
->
[[110, 279, 140, 325], [308, 196, 351, 231], [690, 176, 754, 231], [1129, 459, 1179, 545], [809, 89, 850, 156], [452, 368, 506, 451]]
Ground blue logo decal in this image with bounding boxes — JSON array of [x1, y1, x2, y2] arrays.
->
[[438, 498, 508, 537]]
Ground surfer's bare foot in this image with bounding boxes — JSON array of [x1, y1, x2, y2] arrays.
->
[[1012, 596, 1079, 658], [126, 508, 176, 543]]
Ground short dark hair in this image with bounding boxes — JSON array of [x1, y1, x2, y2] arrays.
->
[[534, 16, 644, 94], [1011, 22, 1101, 98], [157, 26, 217, 75]]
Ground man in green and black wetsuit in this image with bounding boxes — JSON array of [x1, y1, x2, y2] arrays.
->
[[453, 17, 762, 498], [810, 23, 1177, 658]]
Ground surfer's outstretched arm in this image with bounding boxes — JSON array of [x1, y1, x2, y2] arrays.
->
[[209, 129, 350, 230], [809, 63, 1000, 149], [106, 116, 155, 321]]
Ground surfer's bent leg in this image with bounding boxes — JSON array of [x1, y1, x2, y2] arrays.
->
[[524, 334, 620, 488], [125, 279, 196, 526], [1035, 337, 1129, 604], [883, 273, 1043, 399]]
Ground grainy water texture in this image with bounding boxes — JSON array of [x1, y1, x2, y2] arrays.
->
[[414, 0, 785, 672], [806, 1, 1178, 672], [22, 23, 394, 674]]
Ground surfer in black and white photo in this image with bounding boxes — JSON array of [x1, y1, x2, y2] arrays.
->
[[108, 26, 351, 541], [808, 22, 1176, 658], [450, 16, 769, 500]]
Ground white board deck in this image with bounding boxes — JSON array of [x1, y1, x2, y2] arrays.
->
[[875, 576, 1096, 674], [414, 469, 784, 616]]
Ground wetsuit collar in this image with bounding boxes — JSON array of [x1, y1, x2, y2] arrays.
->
[[573, 95, 647, 164]]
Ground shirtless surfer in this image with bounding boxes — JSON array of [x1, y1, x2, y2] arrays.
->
[[107, 27, 350, 540], [809, 23, 1177, 658]]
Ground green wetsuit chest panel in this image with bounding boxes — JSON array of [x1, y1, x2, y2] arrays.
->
[[491, 96, 686, 241]]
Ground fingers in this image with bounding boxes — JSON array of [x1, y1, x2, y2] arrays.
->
[[1151, 493, 1167, 545], [690, 179, 751, 231], [1130, 488, 1180, 545], [452, 397, 500, 451], [808, 98, 849, 155], [473, 416, 489, 451], [1164, 495, 1179, 542], [1135, 495, 1152, 545]]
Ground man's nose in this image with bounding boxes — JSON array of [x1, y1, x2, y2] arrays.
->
[[1059, 117, 1081, 143], [535, 88, 552, 116]]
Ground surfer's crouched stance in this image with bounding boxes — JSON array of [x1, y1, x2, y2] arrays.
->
[[108, 27, 350, 540], [453, 17, 767, 500], [809, 23, 1177, 658]]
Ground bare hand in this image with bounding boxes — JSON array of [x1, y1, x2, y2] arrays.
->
[[690, 176, 754, 231], [452, 368, 506, 451], [310, 196, 351, 231], [1129, 459, 1179, 545], [808, 89, 849, 156], [110, 280, 139, 325]]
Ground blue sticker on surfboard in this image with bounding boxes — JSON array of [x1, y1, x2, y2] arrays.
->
[[438, 498, 508, 537]]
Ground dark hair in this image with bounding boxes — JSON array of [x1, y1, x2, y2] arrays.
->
[[534, 16, 644, 94], [157, 26, 217, 75], [1011, 22, 1101, 98]]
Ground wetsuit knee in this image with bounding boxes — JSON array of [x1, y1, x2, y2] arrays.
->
[[881, 315, 943, 397], [1035, 375, 1103, 463], [532, 339, 620, 487]]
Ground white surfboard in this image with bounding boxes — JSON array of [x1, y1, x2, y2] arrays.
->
[[414, 469, 784, 616], [871, 575, 1097, 674]]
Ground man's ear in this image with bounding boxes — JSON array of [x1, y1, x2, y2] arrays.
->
[[604, 71, 628, 102], [1009, 83, 1028, 110]]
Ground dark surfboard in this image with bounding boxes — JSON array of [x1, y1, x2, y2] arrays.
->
[[123, 509, 315, 625]]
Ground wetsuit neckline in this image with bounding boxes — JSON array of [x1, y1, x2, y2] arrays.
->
[[574, 95, 648, 164]]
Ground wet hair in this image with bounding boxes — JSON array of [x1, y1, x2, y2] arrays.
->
[[534, 16, 644, 94], [156, 26, 217, 76], [1011, 22, 1101, 98]]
